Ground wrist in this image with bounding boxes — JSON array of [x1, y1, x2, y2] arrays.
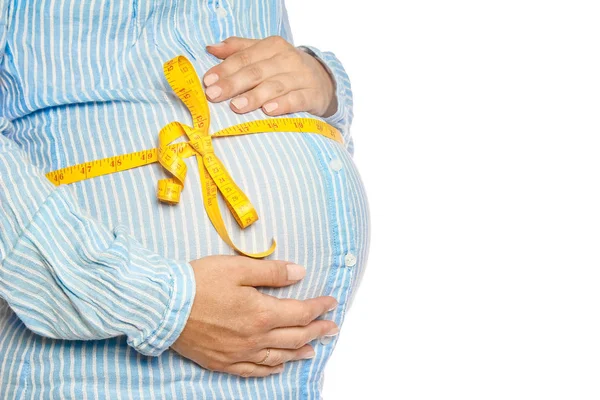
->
[[297, 45, 338, 118]]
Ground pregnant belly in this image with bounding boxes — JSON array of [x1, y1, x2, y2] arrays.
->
[[32, 98, 369, 306], [77, 131, 367, 302]]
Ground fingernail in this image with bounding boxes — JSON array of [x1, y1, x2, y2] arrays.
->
[[204, 73, 219, 86], [324, 327, 339, 337], [302, 350, 316, 359], [275, 366, 285, 373], [264, 102, 278, 113], [232, 97, 248, 109], [206, 86, 222, 100], [286, 264, 306, 281], [327, 303, 338, 312], [207, 42, 225, 48]]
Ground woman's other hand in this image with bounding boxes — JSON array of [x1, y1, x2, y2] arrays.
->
[[170, 256, 339, 378], [202, 36, 338, 118]]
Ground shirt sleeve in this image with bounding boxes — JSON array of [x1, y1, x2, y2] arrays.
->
[[278, 1, 356, 155], [0, 119, 196, 357]]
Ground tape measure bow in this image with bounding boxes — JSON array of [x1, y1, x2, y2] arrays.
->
[[45, 55, 343, 258], [158, 56, 270, 257]]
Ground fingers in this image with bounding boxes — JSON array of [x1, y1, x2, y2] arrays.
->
[[206, 36, 259, 59], [261, 88, 328, 117], [205, 57, 300, 104], [249, 345, 315, 367], [223, 362, 284, 378], [263, 319, 339, 350], [228, 72, 311, 113], [224, 345, 315, 377], [204, 50, 303, 105], [235, 258, 306, 287], [261, 295, 338, 329], [203, 35, 332, 117], [204, 36, 291, 86]]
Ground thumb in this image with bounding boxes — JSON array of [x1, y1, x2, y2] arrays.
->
[[235, 258, 306, 287], [206, 36, 259, 59]]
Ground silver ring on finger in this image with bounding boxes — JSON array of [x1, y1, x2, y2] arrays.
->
[[257, 348, 271, 365]]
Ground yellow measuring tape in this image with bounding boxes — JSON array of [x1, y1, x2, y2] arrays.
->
[[45, 55, 343, 258]]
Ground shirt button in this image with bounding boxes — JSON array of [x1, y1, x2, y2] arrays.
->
[[216, 7, 228, 18], [345, 253, 357, 267], [319, 335, 334, 345], [329, 158, 343, 172]]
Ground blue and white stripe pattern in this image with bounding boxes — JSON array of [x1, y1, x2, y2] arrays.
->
[[0, 0, 370, 398]]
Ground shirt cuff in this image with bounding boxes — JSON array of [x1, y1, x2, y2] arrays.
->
[[296, 45, 355, 148], [132, 258, 196, 357]]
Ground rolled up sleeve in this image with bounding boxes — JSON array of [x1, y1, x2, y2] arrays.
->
[[0, 121, 195, 357], [278, 1, 356, 154], [296, 45, 355, 154]]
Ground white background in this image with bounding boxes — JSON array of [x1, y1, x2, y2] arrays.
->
[[287, 1, 600, 399]]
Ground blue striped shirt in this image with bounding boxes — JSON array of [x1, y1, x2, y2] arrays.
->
[[0, 0, 370, 398]]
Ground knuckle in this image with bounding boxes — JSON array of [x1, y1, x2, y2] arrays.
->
[[273, 51, 289, 65], [239, 365, 256, 378], [288, 72, 303, 85], [253, 309, 272, 330], [294, 92, 307, 109], [271, 80, 285, 95], [299, 309, 313, 326], [237, 51, 252, 67], [269, 35, 288, 47], [205, 360, 224, 371], [248, 65, 263, 81], [282, 48, 301, 63], [291, 336, 306, 350], [269, 352, 284, 365], [268, 262, 287, 284], [244, 334, 261, 350]]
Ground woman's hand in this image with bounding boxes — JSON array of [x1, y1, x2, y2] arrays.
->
[[202, 36, 338, 118], [171, 255, 339, 378]]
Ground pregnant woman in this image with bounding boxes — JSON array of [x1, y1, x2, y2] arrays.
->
[[0, 1, 370, 399]]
